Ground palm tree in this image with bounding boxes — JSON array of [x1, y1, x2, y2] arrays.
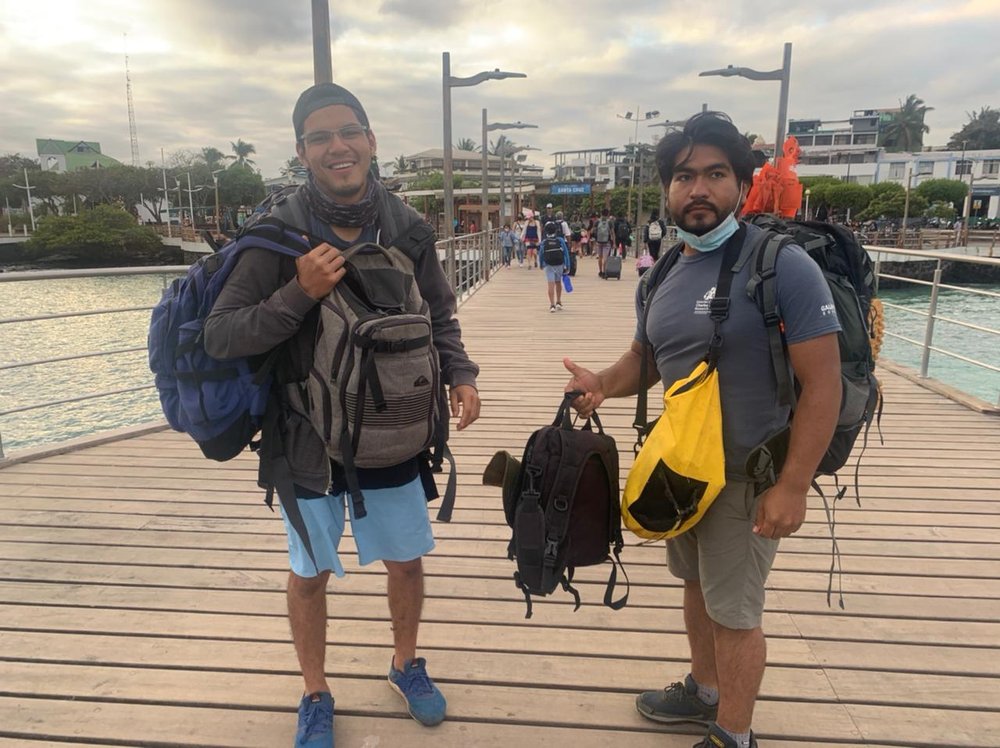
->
[[880, 94, 933, 152], [488, 135, 515, 157], [227, 139, 257, 168], [200, 146, 226, 170], [947, 107, 1000, 150], [455, 138, 477, 151], [395, 154, 409, 172]]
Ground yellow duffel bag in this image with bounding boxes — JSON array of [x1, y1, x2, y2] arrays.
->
[[622, 360, 726, 540]]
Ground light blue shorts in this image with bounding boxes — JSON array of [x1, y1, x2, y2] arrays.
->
[[280, 476, 435, 578], [543, 264, 565, 283]]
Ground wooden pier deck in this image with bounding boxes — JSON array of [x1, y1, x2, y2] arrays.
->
[[2, 254, 999, 747]]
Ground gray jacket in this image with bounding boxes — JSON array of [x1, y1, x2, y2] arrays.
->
[[203, 182, 479, 494]]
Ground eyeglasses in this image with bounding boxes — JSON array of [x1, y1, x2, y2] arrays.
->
[[299, 125, 369, 147]]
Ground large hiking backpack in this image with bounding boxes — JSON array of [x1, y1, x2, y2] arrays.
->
[[595, 218, 612, 243], [148, 219, 308, 461], [635, 219, 882, 495], [742, 216, 882, 488], [541, 235, 565, 266], [287, 239, 447, 520], [495, 392, 629, 618]]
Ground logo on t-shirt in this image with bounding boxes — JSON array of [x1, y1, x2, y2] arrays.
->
[[820, 303, 836, 317], [694, 286, 716, 315]]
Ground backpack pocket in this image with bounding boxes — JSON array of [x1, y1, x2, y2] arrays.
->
[[346, 314, 439, 467], [514, 497, 552, 594]]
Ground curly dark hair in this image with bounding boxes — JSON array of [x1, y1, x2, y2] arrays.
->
[[655, 111, 755, 188]]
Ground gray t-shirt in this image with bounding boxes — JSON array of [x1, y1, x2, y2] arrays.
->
[[634, 224, 841, 479]]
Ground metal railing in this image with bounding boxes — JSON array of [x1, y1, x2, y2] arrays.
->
[[0, 232, 505, 459], [868, 245, 1000, 407]]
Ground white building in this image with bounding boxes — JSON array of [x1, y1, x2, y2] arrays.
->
[[796, 146, 1000, 219]]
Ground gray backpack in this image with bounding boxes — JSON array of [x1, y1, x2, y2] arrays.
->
[[596, 218, 611, 243], [291, 241, 444, 519]]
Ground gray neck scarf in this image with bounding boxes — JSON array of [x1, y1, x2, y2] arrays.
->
[[303, 172, 379, 228]]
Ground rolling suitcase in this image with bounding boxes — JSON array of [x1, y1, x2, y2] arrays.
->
[[604, 254, 622, 280]]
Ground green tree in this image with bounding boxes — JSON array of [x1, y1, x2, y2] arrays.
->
[[858, 188, 927, 220], [947, 107, 1000, 150], [218, 164, 265, 207], [879, 94, 933, 152], [455, 138, 477, 152], [825, 182, 872, 214], [27, 204, 160, 262], [200, 147, 227, 170], [0, 153, 40, 180], [925, 201, 957, 220], [394, 154, 409, 172], [869, 181, 905, 201], [228, 139, 257, 169], [914, 178, 968, 207], [799, 176, 841, 209]]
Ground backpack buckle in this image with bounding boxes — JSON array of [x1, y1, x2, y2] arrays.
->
[[762, 310, 781, 327], [708, 297, 730, 320], [544, 537, 560, 565]]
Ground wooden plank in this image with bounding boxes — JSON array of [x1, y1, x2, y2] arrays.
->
[[7, 579, 1000, 648], [1, 266, 998, 747]]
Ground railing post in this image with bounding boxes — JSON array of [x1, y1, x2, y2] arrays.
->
[[482, 231, 490, 282], [919, 262, 944, 378], [446, 238, 456, 293], [0, 429, 5, 460]]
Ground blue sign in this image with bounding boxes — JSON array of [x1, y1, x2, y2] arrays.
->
[[550, 183, 592, 195]]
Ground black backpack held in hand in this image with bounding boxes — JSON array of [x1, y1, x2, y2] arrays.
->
[[485, 392, 629, 618]]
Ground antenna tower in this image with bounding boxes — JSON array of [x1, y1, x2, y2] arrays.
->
[[124, 34, 140, 166]]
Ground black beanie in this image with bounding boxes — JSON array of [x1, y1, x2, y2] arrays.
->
[[293, 83, 370, 138]]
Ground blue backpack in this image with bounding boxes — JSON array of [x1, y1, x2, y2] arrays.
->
[[148, 219, 309, 461]]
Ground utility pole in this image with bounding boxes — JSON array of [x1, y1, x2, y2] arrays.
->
[[13, 168, 36, 232], [311, 0, 333, 83], [124, 33, 140, 166], [160, 148, 172, 238]]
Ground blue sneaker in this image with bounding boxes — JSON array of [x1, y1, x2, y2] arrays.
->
[[388, 657, 447, 726], [295, 692, 334, 747]]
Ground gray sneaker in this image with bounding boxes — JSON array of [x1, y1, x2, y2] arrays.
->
[[636, 674, 718, 725], [692, 722, 757, 748]]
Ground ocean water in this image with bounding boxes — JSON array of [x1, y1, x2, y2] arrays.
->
[[877, 284, 1000, 406], [0, 274, 997, 455], [0, 274, 180, 454]]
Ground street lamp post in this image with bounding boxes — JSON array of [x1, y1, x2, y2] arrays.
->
[[441, 53, 527, 291], [160, 148, 172, 238], [804, 188, 812, 220], [503, 146, 540, 221], [483, 117, 537, 226], [617, 107, 660, 226], [12, 168, 37, 232], [441, 52, 527, 239], [700, 42, 792, 165], [211, 169, 224, 235]]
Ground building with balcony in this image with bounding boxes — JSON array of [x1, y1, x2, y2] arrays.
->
[[392, 148, 545, 190]]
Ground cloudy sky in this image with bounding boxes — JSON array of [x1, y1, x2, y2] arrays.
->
[[2, 0, 998, 178]]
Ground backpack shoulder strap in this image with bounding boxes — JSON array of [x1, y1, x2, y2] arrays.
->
[[745, 231, 797, 409], [385, 220, 435, 263], [632, 243, 683, 444]]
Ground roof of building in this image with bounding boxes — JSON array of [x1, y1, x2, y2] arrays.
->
[[36, 139, 121, 171]]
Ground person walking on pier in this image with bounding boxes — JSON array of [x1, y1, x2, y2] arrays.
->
[[562, 112, 842, 748], [538, 218, 571, 312], [204, 82, 481, 748]]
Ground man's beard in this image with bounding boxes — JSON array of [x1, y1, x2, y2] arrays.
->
[[671, 201, 724, 236]]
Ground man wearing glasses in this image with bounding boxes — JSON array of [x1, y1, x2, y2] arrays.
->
[[204, 83, 481, 748]]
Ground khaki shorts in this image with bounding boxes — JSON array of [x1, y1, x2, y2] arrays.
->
[[666, 480, 779, 630]]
